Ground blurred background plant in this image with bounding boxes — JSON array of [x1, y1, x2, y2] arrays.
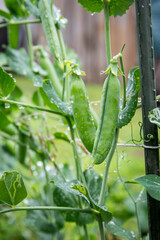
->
[[0, 0, 159, 239]]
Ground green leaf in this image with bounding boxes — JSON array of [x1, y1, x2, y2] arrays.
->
[[53, 186, 79, 222], [109, 0, 134, 17], [135, 175, 160, 201], [54, 132, 70, 143], [0, 66, 16, 97], [77, 0, 134, 16], [0, 171, 27, 206], [52, 177, 94, 224], [40, 80, 72, 115], [4, 0, 28, 17], [105, 217, 136, 240], [8, 24, 19, 49], [6, 47, 34, 78], [0, 53, 8, 66], [24, 0, 40, 18], [27, 210, 58, 233], [84, 169, 104, 203], [0, 10, 11, 20], [51, 178, 90, 204], [148, 108, 160, 129], [32, 90, 42, 105], [0, 110, 11, 130], [71, 184, 112, 222], [10, 86, 23, 100]]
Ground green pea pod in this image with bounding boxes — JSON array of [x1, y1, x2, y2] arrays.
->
[[39, 0, 61, 60], [92, 73, 120, 165], [117, 67, 140, 128], [71, 74, 97, 153]]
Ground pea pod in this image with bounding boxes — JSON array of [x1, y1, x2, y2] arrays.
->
[[71, 74, 97, 153], [92, 73, 120, 165], [38, 0, 61, 60], [117, 67, 140, 128]]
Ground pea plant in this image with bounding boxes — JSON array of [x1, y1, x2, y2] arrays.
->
[[0, 0, 160, 240]]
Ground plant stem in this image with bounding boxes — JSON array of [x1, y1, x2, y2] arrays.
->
[[0, 206, 98, 215], [0, 99, 66, 117], [26, 24, 34, 70], [96, 215, 105, 240], [83, 225, 90, 240], [103, 0, 112, 65], [0, 19, 41, 28], [57, 29, 69, 102], [98, 129, 119, 205], [66, 117, 81, 180], [116, 154, 142, 240], [66, 117, 91, 240]]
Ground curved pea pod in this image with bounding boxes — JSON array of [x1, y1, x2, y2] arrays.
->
[[71, 74, 97, 153], [117, 67, 140, 128], [92, 73, 120, 165], [39, 0, 61, 60]]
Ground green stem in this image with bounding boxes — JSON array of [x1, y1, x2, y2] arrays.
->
[[83, 225, 90, 240], [0, 99, 66, 117], [66, 117, 91, 240], [116, 154, 142, 240], [57, 29, 69, 101], [0, 206, 98, 215], [26, 24, 34, 70], [98, 129, 119, 205], [0, 19, 41, 28], [66, 117, 81, 181], [103, 0, 112, 65], [96, 215, 105, 240], [134, 202, 142, 240]]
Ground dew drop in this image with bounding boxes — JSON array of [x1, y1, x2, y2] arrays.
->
[[5, 103, 10, 109]]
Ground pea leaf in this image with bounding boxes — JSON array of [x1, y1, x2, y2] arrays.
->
[[109, 0, 134, 17], [148, 108, 160, 129], [0, 66, 16, 97], [84, 169, 104, 203], [105, 217, 136, 240], [0, 110, 11, 130], [6, 47, 34, 78], [24, 0, 40, 18], [4, 0, 28, 17], [53, 186, 79, 222], [0, 171, 27, 206], [135, 175, 160, 201], [10, 86, 23, 100], [0, 10, 11, 20], [71, 184, 112, 222], [40, 80, 73, 116], [77, 0, 134, 16], [52, 177, 94, 224], [0, 53, 8, 67]]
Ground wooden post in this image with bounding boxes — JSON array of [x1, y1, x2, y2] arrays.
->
[[135, 0, 160, 239]]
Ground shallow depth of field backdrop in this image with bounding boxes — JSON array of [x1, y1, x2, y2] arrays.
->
[[0, 0, 160, 240]]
